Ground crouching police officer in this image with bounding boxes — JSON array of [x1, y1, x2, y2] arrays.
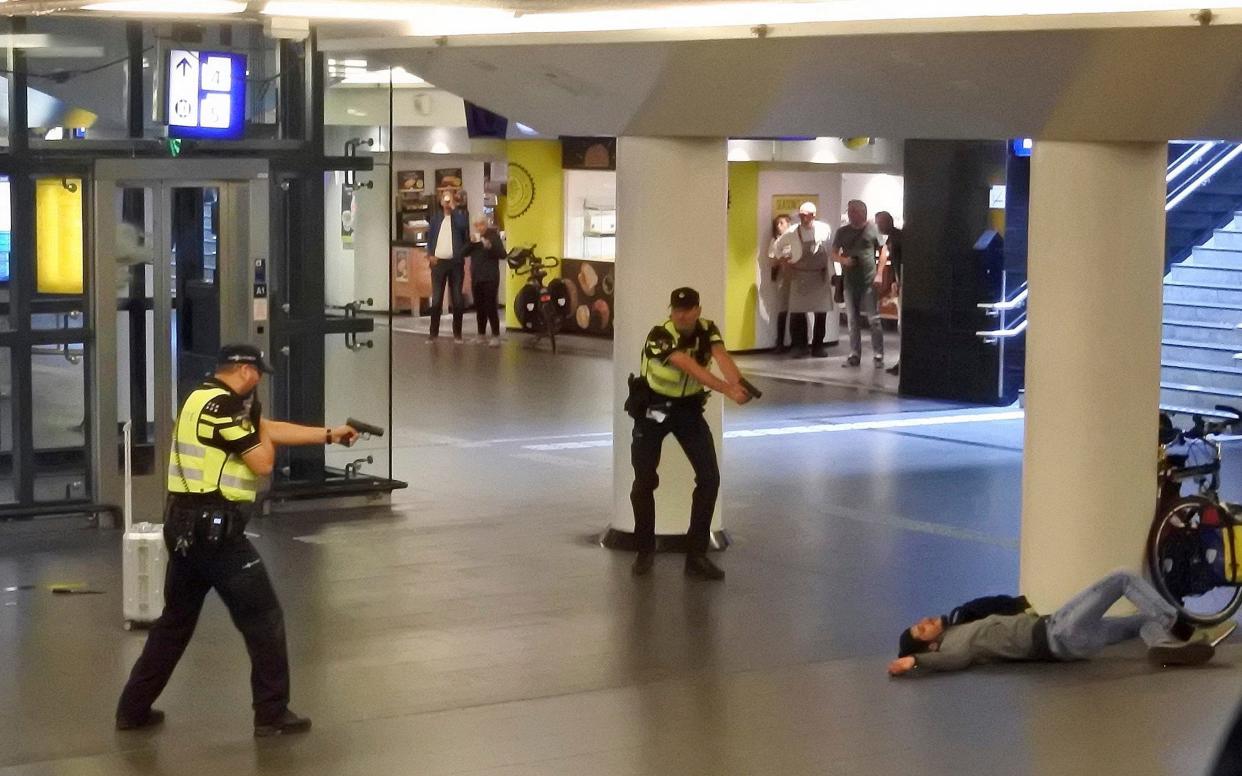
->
[[116, 344, 359, 737], [627, 287, 751, 581]]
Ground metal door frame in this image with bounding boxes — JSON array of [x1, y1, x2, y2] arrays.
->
[[92, 159, 268, 521]]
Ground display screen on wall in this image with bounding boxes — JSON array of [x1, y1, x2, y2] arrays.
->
[[166, 49, 247, 141], [435, 168, 463, 190], [562, 137, 616, 170], [0, 177, 9, 283]]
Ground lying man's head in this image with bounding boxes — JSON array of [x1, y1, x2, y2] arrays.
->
[[898, 616, 946, 657]]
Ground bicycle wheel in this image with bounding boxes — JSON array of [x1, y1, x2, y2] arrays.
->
[[544, 302, 558, 354], [514, 285, 539, 331], [1147, 495, 1242, 625]]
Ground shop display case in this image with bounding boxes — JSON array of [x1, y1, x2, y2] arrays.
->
[[582, 204, 615, 261]]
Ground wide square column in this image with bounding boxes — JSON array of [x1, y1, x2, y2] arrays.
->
[[605, 137, 729, 549], [1020, 141, 1167, 607]]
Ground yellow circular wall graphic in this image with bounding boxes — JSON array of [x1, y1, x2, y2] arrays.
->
[[507, 162, 537, 219]]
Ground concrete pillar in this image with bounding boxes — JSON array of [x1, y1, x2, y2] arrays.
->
[[1020, 141, 1167, 608], [604, 137, 729, 550]]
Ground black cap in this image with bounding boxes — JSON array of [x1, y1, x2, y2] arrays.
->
[[217, 343, 274, 374], [669, 287, 700, 310]]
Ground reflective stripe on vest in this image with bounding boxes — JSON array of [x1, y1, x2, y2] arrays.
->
[[641, 319, 714, 398], [167, 385, 259, 503]]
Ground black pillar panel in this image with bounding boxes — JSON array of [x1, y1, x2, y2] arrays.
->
[[900, 140, 1009, 405], [272, 175, 327, 483]]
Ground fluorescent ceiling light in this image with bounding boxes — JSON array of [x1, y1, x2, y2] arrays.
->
[[263, 1, 512, 23], [85, 0, 245, 13], [337, 66, 427, 85], [270, 0, 1242, 36]]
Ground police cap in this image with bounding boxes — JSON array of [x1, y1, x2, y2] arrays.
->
[[669, 287, 700, 310], [217, 343, 274, 374]]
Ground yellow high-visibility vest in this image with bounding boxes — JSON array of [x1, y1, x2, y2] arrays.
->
[[167, 386, 259, 503], [640, 318, 723, 399]]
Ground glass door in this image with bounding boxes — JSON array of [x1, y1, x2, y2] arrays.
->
[[96, 175, 233, 522]]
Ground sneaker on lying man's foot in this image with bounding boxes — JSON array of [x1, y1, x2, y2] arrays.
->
[[1199, 620, 1238, 648], [1147, 640, 1215, 667]]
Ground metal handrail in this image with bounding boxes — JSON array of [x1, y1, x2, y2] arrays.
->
[[977, 283, 1028, 312], [1167, 142, 1242, 212], [976, 315, 1028, 341], [1167, 141, 1218, 184]]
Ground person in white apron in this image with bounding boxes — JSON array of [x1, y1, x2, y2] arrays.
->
[[775, 202, 835, 358]]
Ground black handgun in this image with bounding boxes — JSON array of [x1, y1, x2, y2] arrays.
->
[[739, 378, 763, 400], [346, 418, 386, 438]]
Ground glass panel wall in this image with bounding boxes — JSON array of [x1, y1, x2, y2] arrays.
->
[[322, 67, 393, 483]]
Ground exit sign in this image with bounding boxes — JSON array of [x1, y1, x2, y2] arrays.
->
[[167, 49, 246, 141]]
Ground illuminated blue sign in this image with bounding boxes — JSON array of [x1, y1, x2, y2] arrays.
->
[[1010, 138, 1034, 158], [167, 49, 247, 141]]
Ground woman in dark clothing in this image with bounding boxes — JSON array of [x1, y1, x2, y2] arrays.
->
[[467, 217, 506, 346], [768, 214, 793, 353]]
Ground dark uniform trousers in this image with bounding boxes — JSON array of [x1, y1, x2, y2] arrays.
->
[[116, 504, 290, 724], [630, 399, 720, 556]]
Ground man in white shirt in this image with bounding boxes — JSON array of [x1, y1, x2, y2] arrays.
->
[[774, 202, 835, 358], [427, 189, 470, 343]]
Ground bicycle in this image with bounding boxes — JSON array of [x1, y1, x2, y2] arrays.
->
[[1147, 405, 1242, 624], [507, 244, 570, 354]]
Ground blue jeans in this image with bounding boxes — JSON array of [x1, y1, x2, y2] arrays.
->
[[844, 284, 884, 359], [1046, 571, 1178, 660]]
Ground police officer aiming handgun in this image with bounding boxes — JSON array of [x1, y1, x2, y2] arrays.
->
[[627, 287, 753, 581], [116, 344, 361, 737]]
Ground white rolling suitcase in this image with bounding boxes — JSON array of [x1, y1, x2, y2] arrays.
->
[[121, 421, 167, 630]]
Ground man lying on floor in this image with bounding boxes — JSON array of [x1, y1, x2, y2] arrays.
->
[[888, 571, 1236, 677]]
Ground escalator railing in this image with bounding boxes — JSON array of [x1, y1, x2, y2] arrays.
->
[[1166, 140, 1242, 212], [976, 140, 1242, 345]]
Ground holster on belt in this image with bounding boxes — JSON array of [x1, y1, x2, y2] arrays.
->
[[165, 495, 248, 550]]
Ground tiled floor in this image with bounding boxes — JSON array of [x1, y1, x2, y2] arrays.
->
[[0, 329, 1238, 775]]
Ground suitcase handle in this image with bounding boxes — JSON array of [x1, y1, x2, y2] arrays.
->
[[122, 420, 134, 532]]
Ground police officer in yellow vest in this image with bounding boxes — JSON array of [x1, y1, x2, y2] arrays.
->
[[629, 288, 751, 581], [116, 344, 359, 737]]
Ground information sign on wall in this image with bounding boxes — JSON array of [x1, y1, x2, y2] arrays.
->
[[771, 194, 819, 221], [167, 49, 247, 140]]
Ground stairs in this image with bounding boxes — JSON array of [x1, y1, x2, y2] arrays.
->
[[1160, 212, 1242, 416]]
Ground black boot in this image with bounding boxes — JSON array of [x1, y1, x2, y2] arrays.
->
[[116, 708, 165, 731], [684, 554, 725, 581], [774, 312, 789, 354], [632, 551, 654, 577], [254, 709, 312, 738]]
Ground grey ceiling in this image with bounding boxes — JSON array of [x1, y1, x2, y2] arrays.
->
[[327, 24, 1242, 141]]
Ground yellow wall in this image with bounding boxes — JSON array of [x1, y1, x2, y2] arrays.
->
[[503, 140, 563, 328], [725, 163, 759, 350], [36, 178, 85, 295]]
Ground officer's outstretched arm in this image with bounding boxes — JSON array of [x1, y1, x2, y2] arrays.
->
[[667, 352, 749, 405], [241, 435, 276, 477], [261, 418, 360, 447], [712, 344, 743, 386]]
